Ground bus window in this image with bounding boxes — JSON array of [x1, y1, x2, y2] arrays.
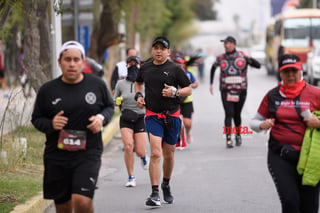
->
[[311, 18, 320, 42], [283, 18, 310, 48]]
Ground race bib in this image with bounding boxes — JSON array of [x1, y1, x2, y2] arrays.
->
[[225, 76, 243, 84], [226, 92, 240, 102], [58, 129, 87, 151]]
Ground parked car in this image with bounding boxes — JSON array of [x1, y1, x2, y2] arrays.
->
[[306, 44, 320, 86], [249, 44, 266, 66]]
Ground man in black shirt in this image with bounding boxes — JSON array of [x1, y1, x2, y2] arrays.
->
[[31, 41, 114, 213], [135, 36, 191, 207]]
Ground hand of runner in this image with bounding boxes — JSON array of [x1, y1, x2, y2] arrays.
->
[[136, 96, 145, 108], [260, 118, 275, 130], [162, 84, 176, 97], [87, 115, 104, 133], [209, 84, 214, 95], [52, 110, 68, 130], [304, 114, 320, 128]]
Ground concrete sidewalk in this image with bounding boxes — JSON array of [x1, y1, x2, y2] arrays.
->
[[10, 115, 120, 213]]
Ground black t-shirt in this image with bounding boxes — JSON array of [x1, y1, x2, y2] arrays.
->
[[136, 60, 191, 113], [31, 74, 114, 161]]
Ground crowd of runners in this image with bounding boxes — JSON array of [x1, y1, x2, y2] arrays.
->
[[31, 35, 320, 213]]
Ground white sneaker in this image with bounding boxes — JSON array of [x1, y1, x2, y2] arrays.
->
[[125, 177, 136, 187], [140, 155, 149, 170]]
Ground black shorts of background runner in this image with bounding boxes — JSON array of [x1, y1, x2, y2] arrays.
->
[[43, 156, 101, 204], [0, 69, 4, 78], [180, 102, 194, 119], [268, 149, 320, 213], [120, 115, 146, 133]]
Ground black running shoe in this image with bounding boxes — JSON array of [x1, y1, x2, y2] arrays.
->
[[161, 183, 174, 204], [145, 191, 161, 207], [226, 140, 233, 148], [235, 135, 242, 146]]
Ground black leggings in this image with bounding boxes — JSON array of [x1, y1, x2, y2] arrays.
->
[[221, 90, 247, 140], [268, 149, 320, 213]]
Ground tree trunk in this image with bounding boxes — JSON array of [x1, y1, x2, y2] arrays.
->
[[23, 0, 51, 93], [88, 0, 122, 63]]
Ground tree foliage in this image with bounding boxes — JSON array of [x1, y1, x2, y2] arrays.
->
[[193, 0, 218, 20], [88, 0, 124, 62], [88, 0, 200, 59], [0, 0, 24, 80], [126, 0, 198, 57], [0, 0, 216, 90], [0, 0, 52, 92]]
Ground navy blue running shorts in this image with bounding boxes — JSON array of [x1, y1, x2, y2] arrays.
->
[[43, 156, 101, 204], [145, 115, 181, 145]]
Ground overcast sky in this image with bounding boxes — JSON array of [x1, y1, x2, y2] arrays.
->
[[214, 0, 272, 32]]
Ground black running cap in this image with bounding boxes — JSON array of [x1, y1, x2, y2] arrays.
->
[[127, 56, 141, 64], [152, 37, 170, 49], [278, 54, 302, 71], [220, 36, 236, 44]]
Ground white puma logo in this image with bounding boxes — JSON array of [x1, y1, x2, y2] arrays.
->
[[90, 177, 95, 184], [52, 98, 61, 105], [81, 187, 90, 191], [164, 72, 169, 76]]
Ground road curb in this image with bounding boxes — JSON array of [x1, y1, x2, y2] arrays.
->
[[10, 115, 120, 213]]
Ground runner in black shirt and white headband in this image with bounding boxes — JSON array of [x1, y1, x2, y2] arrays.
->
[[31, 41, 114, 213]]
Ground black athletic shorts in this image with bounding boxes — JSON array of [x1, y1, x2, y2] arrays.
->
[[120, 115, 146, 133], [180, 102, 194, 119], [0, 69, 4, 78], [43, 155, 101, 204]]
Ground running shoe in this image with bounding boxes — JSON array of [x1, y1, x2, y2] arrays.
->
[[145, 191, 161, 207], [125, 177, 136, 187], [140, 155, 149, 170], [161, 183, 174, 204], [226, 140, 233, 148], [235, 135, 242, 146], [176, 141, 181, 148], [181, 141, 187, 149]]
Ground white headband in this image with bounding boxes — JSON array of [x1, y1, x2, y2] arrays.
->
[[59, 41, 85, 58]]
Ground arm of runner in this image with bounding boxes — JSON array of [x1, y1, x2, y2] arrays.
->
[[210, 84, 214, 96], [248, 57, 261, 69], [304, 114, 320, 128], [250, 112, 274, 132], [134, 81, 145, 108], [210, 64, 217, 95]]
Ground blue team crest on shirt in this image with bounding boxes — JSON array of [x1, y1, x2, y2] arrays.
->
[[85, 92, 96, 104]]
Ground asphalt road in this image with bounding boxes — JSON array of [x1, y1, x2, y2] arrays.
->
[[90, 61, 283, 213]]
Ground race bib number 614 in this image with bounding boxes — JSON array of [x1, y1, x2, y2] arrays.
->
[[58, 129, 87, 151]]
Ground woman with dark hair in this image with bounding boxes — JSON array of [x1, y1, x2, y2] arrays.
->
[[113, 56, 149, 187]]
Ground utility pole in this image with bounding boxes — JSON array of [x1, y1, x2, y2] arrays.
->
[[74, 0, 79, 40], [51, 0, 62, 78], [118, 11, 126, 61]]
